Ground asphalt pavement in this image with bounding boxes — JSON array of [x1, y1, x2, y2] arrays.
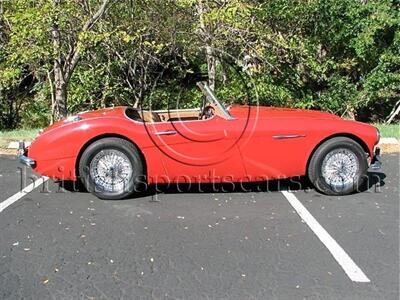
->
[[0, 154, 398, 300]]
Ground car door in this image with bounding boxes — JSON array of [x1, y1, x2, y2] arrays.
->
[[233, 111, 309, 181], [146, 116, 246, 184]]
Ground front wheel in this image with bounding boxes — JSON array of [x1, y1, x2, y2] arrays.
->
[[79, 137, 145, 200], [308, 137, 368, 195]]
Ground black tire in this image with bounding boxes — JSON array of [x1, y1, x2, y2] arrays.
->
[[308, 137, 368, 195], [79, 137, 145, 200]]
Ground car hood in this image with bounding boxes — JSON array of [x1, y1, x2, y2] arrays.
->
[[229, 105, 341, 120], [41, 107, 127, 134], [77, 106, 126, 119]]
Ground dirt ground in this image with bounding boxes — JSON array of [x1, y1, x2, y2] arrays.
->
[[380, 143, 400, 153], [0, 148, 17, 156]]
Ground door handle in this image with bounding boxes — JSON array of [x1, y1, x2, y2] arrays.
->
[[154, 130, 177, 136]]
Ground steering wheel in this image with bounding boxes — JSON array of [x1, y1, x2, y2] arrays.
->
[[200, 105, 215, 120]]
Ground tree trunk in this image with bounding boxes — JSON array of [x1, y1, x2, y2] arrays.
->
[[47, 70, 56, 124], [386, 100, 400, 124], [51, 0, 68, 120], [206, 46, 216, 91], [53, 68, 68, 120], [51, 0, 112, 121], [198, 0, 216, 91]]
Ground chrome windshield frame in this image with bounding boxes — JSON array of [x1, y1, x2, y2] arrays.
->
[[196, 82, 235, 120]]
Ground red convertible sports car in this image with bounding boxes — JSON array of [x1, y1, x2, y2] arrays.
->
[[18, 82, 381, 200]]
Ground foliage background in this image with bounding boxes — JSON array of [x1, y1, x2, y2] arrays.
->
[[0, 0, 399, 129]]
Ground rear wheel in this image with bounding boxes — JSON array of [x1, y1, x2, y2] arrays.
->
[[79, 137, 145, 200], [308, 137, 368, 195]]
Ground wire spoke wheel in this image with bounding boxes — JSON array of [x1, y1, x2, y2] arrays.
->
[[89, 149, 133, 193], [308, 137, 368, 195], [321, 148, 359, 189]]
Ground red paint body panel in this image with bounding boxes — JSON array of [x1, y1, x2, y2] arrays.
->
[[229, 106, 378, 180], [27, 105, 379, 184]]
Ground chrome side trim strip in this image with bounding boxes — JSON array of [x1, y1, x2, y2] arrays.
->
[[154, 130, 177, 136], [272, 134, 306, 140]]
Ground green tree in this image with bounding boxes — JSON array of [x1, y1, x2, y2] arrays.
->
[[0, 0, 398, 129]]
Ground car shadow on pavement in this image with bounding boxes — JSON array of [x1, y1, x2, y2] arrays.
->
[[58, 171, 385, 200]]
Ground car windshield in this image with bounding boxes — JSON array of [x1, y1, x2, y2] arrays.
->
[[196, 82, 234, 120], [125, 82, 234, 123]]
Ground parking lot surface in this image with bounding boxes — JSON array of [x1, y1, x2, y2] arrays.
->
[[0, 154, 398, 300]]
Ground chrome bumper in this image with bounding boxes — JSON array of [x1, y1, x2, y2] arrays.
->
[[17, 141, 36, 168], [370, 147, 381, 170]]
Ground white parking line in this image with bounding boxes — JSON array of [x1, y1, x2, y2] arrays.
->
[[0, 177, 49, 213], [281, 191, 370, 283]]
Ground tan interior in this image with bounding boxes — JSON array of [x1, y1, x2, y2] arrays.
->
[[156, 110, 200, 122], [126, 103, 225, 123], [125, 109, 201, 123]]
